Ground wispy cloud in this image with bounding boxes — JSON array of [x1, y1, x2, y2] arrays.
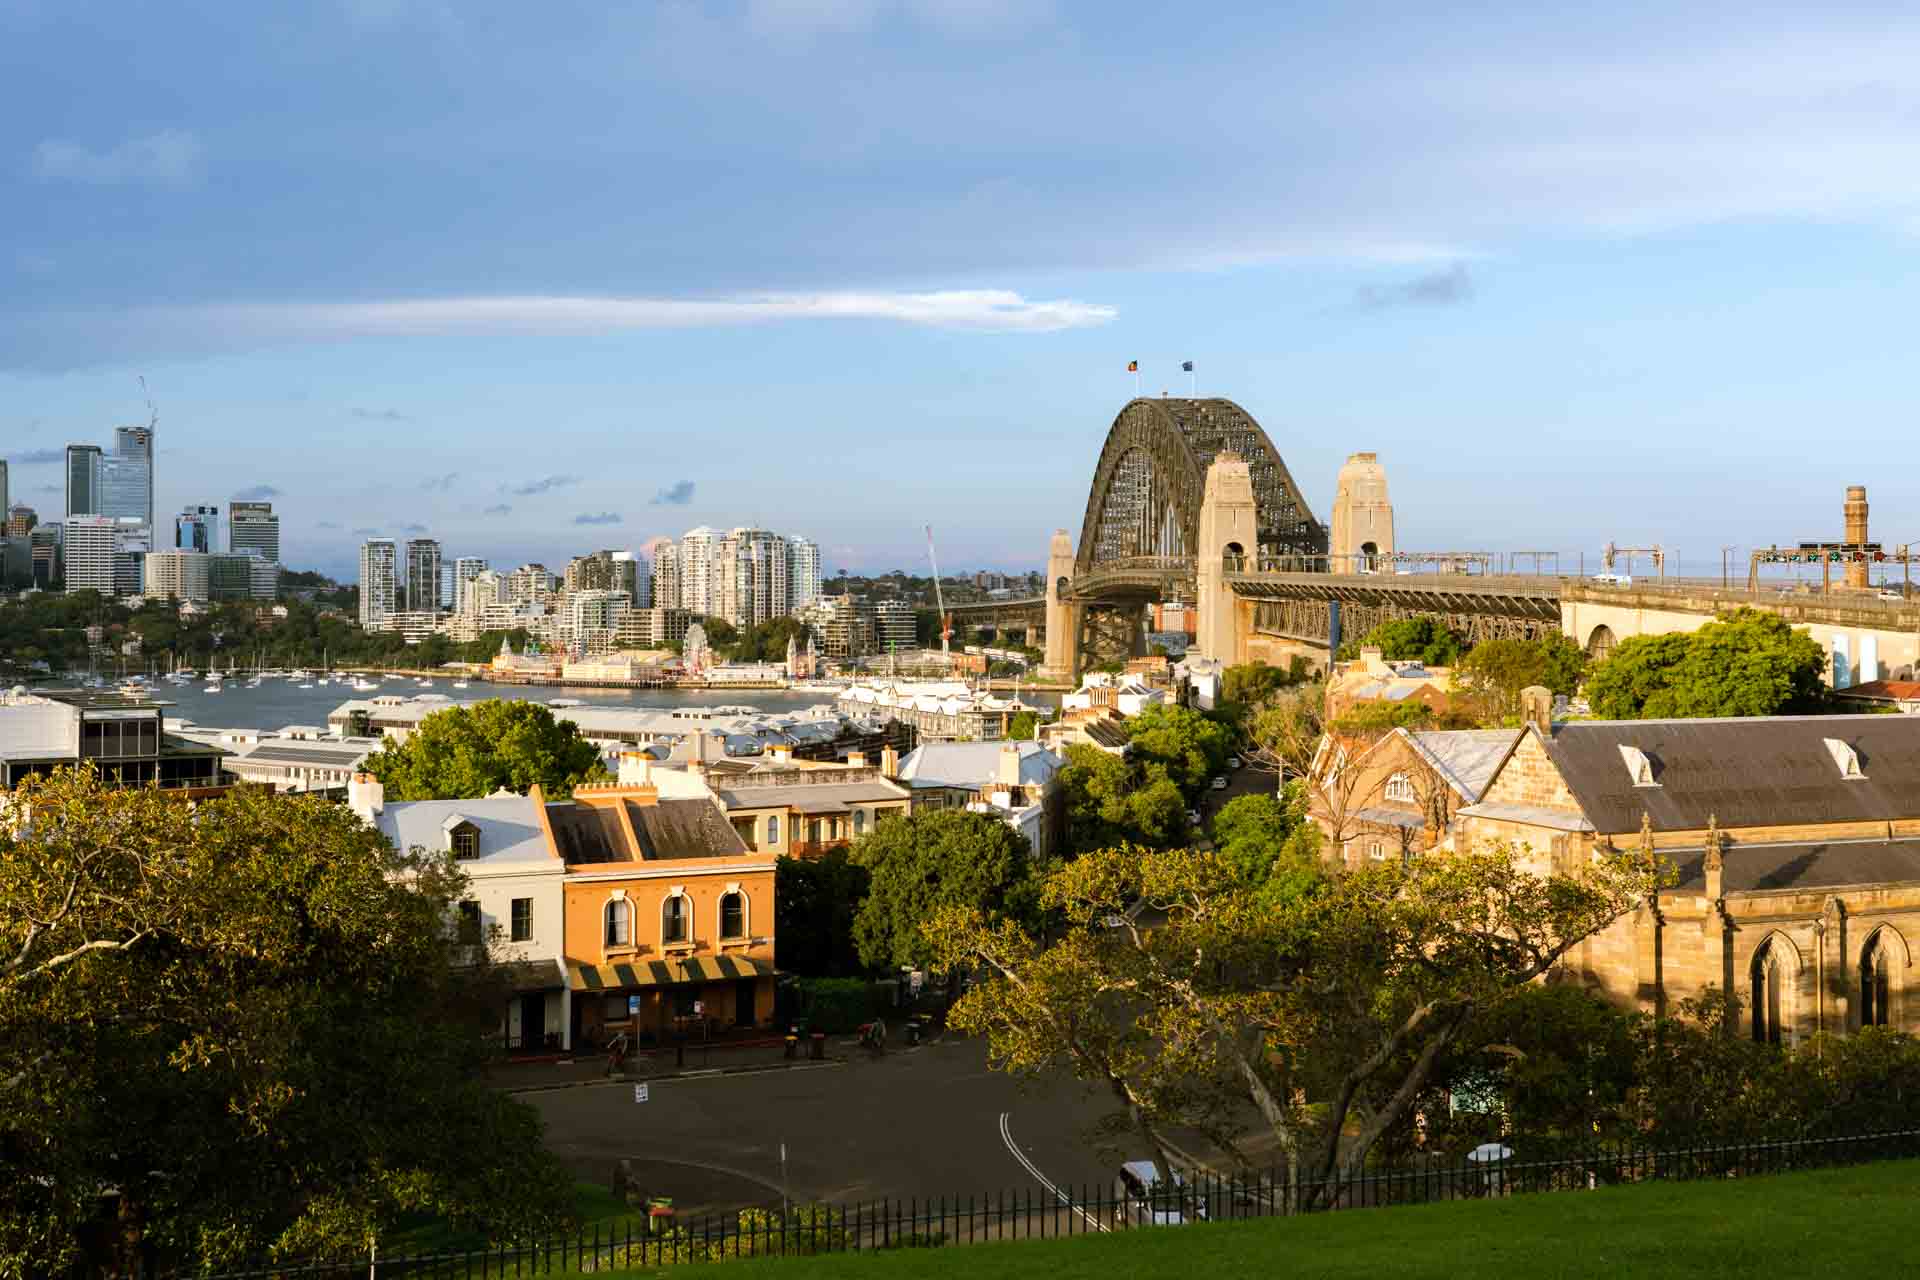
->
[[507, 474, 580, 496], [574, 511, 623, 526], [1356, 264, 1473, 311], [399, 522, 429, 533], [482, 503, 512, 516], [7, 447, 63, 464], [232, 484, 282, 500], [650, 479, 696, 506], [316, 520, 343, 530], [421, 471, 458, 492], [32, 130, 203, 185], [352, 407, 412, 422], [352, 526, 381, 535]]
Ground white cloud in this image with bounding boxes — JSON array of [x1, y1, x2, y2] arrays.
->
[[31, 130, 203, 185], [144, 289, 1116, 339], [744, 0, 1046, 38]]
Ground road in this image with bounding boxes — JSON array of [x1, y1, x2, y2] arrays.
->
[[523, 1036, 1129, 1219]]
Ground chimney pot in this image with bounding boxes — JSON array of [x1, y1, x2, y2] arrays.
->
[[1520, 686, 1553, 736]]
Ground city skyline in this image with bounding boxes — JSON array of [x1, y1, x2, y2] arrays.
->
[[8, 5, 1920, 573]]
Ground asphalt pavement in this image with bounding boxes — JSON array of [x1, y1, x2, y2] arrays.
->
[[523, 1034, 1132, 1217]]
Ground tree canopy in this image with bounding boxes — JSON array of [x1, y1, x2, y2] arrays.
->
[[1584, 609, 1828, 719], [1123, 703, 1234, 799], [775, 849, 871, 977], [1350, 617, 1462, 668], [362, 699, 608, 800], [1208, 783, 1325, 902], [1057, 744, 1192, 852], [0, 769, 573, 1274], [1451, 634, 1586, 724], [850, 810, 1037, 970], [926, 838, 1663, 1208]]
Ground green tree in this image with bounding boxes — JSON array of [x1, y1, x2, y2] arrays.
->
[[1006, 709, 1047, 742], [1586, 609, 1828, 720], [1452, 634, 1586, 724], [1355, 617, 1461, 667], [0, 769, 574, 1273], [849, 810, 1036, 970], [926, 838, 1663, 1208], [362, 700, 607, 799], [1222, 661, 1295, 708], [1124, 702, 1234, 799], [775, 849, 871, 977], [1057, 745, 1193, 852]]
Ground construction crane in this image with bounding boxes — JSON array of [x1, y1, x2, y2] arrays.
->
[[138, 375, 158, 431], [925, 525, 952, 658]]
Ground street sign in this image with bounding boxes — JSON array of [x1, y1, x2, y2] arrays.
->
[[628, 995, 640, 1016], [633, 1083, 650, 1104], [693, 1000, 704, 1016]]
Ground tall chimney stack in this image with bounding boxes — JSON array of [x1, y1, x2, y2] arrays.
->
[[1845, 485, 1870, 589]]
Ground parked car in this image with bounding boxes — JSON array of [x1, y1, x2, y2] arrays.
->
[[1115, 1161, 1207, 1227], [1879, 590, 1904, 602], [1210, 776, 1227, 790], [1591, 573, 1632, 586]]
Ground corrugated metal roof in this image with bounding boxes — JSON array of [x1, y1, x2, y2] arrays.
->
[[1406, 729, 1520, 802], [714, 781, 908, 813], [1542, 715, 1920, 834]]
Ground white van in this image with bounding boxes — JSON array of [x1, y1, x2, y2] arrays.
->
[[1590, 573, 1632, 587], [1115, 1161, 1206, 1226]]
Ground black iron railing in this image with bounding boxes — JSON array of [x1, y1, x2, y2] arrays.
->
[[184, 1125, 1920, 1277]]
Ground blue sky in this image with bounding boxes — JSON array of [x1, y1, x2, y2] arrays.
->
[[6, 1, 1920, 580]]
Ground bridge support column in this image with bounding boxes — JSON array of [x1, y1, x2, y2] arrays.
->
[[1042, 528, 1080, 681], [1196, 454, 1258, 663]]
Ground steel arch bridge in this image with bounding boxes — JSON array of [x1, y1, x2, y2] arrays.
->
[[1060, 397, 1328, 663], [1068, 397, 1326, 598]]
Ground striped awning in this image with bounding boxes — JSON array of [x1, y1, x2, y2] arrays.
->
[[568, 953, 773, 991]]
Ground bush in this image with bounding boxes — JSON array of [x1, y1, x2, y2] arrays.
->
[[794, 976, 885, 1033]]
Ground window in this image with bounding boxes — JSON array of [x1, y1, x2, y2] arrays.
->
[[510, 897, 533, 943], [767, 815, 780, 845], [1751, 941, 1784, 1045], [457, 900, 482, 945], [451, 826, 479, 860], [663, 893, 689, 945], [720, 891, 745, 940], [1384, 772, 1415, 803], [1862, 934, 1891, 1028], [853, 809, 866, 835], [604, 898, 631, 947], [1368, 842, 1385, 862]]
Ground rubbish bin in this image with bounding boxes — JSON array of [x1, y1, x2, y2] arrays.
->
[[810, 1032, 826, 1060], [906, 1019, 921, 1046]]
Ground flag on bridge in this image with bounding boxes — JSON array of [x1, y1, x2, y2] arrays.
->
[[1126, 360, 1138, 372], [1182, 361, 1194, 372]]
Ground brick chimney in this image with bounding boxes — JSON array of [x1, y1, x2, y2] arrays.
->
[[768, 742, 794, 764], [1520, 686, 1553, 736], [880, 745, 900, 778], [848, 750, 867, 769], [1360, 645, 1389, 677], [348, 772, 384, 821]]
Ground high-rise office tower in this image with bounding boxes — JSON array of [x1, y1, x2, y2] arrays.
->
[[403, 538, 442, 613], [359, 540, 398, 628], [787, 536, 822, 610], [453, 557, 489, 612], [65, 445, 102, 518], [175, 505, 220, 553], [110, 426, 155, 527], [0, 459, 8, 518], [615, 550, 647, 607], [229, 501, 280, 563], [651, 542, 680, 611]]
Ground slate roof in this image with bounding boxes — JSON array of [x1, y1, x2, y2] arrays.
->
[[627, 798, 750, 860], [1539, 715, 1920, 834], [545, 802, 629, 865], [1406, 729, 1520, 802], [713, 781, 908, 813], [1666, 838, 1920, 895]]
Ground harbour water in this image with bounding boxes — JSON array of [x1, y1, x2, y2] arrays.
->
[[133, 677, 1059, 732]]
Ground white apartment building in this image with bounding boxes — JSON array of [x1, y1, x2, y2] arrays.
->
[[143, 549, 212, 601], [651, 543, 680, 611], [505, 564, 556, 605], [404, 538, 442, 614], [359, 539, 398, 628], [788, 536, 822, 609], [453, 557, 489, 611], [64, 515, 121, 595], [714, 527, 791, 629], [677, 527, 719, 616]]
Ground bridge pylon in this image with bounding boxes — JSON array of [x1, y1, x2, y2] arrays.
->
[[1041, 528, 1080, 681], [1196, 453, 1257, 663]]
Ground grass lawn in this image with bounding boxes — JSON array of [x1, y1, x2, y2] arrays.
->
[[596, 1158, 1920, 1279]]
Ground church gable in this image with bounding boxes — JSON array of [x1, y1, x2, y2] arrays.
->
[[1475, 730, 1582, 815]]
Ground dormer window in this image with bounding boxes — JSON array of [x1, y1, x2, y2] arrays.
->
[[444, 816, 480, 859], [1825, 738, 1867, 781], [1618, 745, 1659, 788]]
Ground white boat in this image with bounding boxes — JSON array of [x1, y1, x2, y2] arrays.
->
[[206, 681, 224, 693], [288, 669, 311, 680], [297, 683, 314, 689], [352, 678, 378, 692], [451, 680, 469, 689]]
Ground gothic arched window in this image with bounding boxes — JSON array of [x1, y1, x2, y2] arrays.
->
[[1751, 941, 1784, 1045], [1862, 933, 1891, 1028]]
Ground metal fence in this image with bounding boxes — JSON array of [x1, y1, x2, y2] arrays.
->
[[192, 1126, 1920, 1278]]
